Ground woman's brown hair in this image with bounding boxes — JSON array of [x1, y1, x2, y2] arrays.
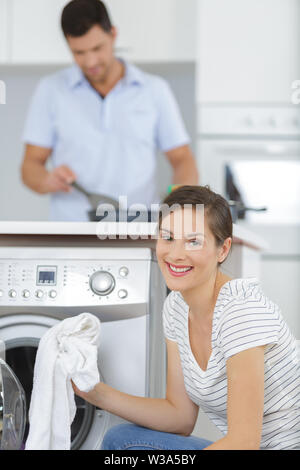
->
[[159, 185, 233, 266]]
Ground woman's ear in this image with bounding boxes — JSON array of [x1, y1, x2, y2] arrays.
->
[[111, 25, 118, 42], [218, 237, 232, 264]]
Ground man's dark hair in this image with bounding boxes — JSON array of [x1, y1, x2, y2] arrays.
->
[[61, 0, 113, 37]]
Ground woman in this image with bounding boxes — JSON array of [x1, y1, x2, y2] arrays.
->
[[73, 185, 300, 450]]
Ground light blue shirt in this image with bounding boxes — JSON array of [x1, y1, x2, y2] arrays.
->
[[22, 61, 190, 221]]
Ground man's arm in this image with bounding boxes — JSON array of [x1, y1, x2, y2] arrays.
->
[[21, 144, 76, 194], [165, 144, 199, 186]]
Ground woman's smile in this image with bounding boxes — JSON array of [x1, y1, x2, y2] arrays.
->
[[165, 261, 194, 277]]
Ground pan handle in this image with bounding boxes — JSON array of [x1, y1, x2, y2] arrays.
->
[[71, 181, 90, 198], [228, 200, 268, 212]]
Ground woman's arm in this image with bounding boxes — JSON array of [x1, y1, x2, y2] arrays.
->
[[204, 346, 265, 450], [73, 339, 199, 436]]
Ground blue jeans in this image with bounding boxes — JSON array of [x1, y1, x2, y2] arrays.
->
[[101, 423, 213, 450]]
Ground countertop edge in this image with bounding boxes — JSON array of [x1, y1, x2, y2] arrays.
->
[[0, 221, 269, 251]]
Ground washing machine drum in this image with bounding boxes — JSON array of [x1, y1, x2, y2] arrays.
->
[[0, 314, 96, 450], [0, 358, 26, 450]]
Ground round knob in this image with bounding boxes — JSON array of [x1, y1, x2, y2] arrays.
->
[[119, 266, 129, 277], [22, 289, 30, 299], [8, 289, 17, 298], [35, 289, 44, 299], [118, 289, 128, 299], [89, 271, 115, 296], [49, 290, 57, 299]]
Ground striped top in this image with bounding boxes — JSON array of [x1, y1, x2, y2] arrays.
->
[[163, 277, 300, 450]]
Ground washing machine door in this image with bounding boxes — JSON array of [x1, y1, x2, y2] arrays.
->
[[0, 358, 26, 450], [0, 314, 97, 450]]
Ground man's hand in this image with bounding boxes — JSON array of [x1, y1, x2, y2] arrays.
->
[[43, 165, 77, 193], [21, 144, 77, 195]]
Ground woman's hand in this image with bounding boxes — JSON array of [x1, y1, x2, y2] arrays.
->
[[71, 380, 101, 407], [71, 380, 82, 397]]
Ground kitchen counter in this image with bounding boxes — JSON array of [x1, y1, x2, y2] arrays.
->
[[0, 220, 268, 251]]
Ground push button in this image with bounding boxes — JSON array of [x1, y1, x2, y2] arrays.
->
[[119, 267, 129, 277], [49, 290, 57, 299], [118, 289, 128, 299], [22, 289, 30, 298], [35, 289, 44, 299], [8, 289, 17, 298]]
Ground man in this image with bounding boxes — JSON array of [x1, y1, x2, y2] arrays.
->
[[21, 0, 198, 221]]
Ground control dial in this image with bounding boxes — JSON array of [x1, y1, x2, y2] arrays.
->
[[89, 271, 115, 296]]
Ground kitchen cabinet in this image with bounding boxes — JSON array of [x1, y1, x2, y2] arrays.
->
[[106, 0, 196, 62], [197, 0, 300, 103], [6, 0, 196, 64], [0, 0, 9, 63]]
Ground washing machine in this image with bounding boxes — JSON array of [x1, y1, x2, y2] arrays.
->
[[0, 245, 167, 450]]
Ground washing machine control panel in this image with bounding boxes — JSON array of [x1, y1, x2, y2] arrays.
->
[[0, 251, 152, 308]]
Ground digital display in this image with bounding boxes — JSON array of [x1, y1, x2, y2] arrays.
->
[[36, 266, 57, 286]]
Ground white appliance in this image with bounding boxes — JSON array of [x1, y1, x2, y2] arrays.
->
[[0, 245, 167, 450], [198, 106, 300, 209]]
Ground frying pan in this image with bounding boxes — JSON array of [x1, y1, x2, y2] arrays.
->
[[72, 182, 156, 222]]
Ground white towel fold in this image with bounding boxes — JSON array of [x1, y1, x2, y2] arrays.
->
[[25, 312, 101, 450]]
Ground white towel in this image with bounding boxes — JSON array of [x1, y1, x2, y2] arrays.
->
[[25, 312, 101, 450]]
